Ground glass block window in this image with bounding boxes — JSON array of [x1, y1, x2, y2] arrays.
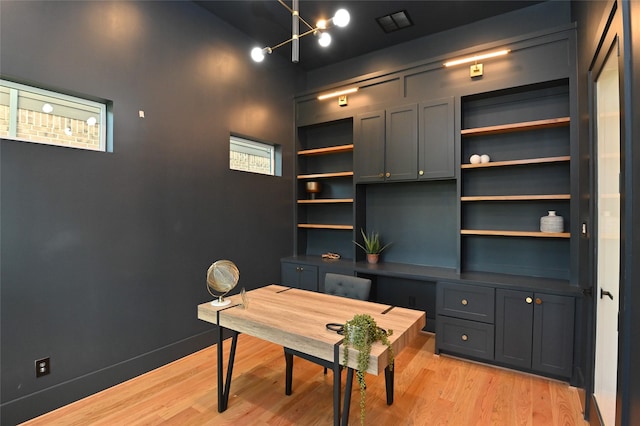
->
[[0, 79, 107, 151], [229, 135, 277, 176]]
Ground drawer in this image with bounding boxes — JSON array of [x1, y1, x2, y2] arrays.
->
[[437, 282, 495, 323], [436, 315, 495, 361]]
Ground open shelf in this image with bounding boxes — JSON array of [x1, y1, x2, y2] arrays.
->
[[297, 171, 354, 179], [461, 194, 570, 201], [298, 224, 354, 230], [297, 198, 354, 204], [461, 156, 570, 169], [461, 117, 570, 136], [461, 229, 570, 238], [298, 144, 354, 156]]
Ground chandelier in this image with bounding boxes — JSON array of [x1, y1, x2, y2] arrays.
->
[[251, 0, 350, 63]]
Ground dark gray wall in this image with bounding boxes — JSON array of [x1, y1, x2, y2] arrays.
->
[[0, 1, 297, 424]]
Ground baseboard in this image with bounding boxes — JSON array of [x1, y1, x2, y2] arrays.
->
[[588, 395, 604, 426], [1, 330, 216, 426]]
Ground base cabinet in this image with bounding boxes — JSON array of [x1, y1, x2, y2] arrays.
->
[[281, 262, 318, 291], [281, 258, 355, 293], [495, 289, 575, 378], [437, 282, 576, 380]]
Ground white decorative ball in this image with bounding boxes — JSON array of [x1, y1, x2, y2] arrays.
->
[[470, 154, 481, 164], [480, 154, 491, 163]]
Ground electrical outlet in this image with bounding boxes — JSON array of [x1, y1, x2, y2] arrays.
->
[[35, 357, 50, 378]]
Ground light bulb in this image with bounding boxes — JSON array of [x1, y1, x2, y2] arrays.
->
[[42, 103, 53, 113], [316, 19, 328, 30], [333, 9, 350, 27], [318, 32, 331, 47], [251, 47, 265, 62], [87, 116, 97, 126]]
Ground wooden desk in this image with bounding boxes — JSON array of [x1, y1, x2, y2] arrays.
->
[[197, 285, 426, 425]]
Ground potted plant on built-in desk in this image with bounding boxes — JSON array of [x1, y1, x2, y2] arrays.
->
[[343, 313, 394, 426], [353, 229, 392, 264]]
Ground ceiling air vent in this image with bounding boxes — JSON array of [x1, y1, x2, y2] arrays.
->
[[376, 10, 413, 33]]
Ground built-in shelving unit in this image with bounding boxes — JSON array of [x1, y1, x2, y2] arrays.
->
[[460, 80, 572, 279], [296, 119, 355, 258]]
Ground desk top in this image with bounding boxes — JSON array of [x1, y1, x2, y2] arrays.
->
[[198, 285, 426, 375]]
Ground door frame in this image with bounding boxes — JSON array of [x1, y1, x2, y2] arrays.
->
[[586, 1, 626, 425]]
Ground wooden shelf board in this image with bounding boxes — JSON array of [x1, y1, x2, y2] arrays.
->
[[297, 198, 354, 204], [461, 229, 570, 238], [461, 194, 570, 201], [461, 156, 570, 168], [298, 224, 353, 230], [461, 117, 570, 136], [298, 144, 354, 156], [297, 171, 354, 179]]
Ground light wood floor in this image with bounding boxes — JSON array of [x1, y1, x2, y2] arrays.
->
[[22, 332, 587, 425]]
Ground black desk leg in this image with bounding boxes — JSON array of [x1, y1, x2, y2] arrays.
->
[[216, 314, 239, 412], [284, 349, 293, 395], [341, 368, 354, 426], [333, 343, 342, 426], [384, 366, 394, 405]]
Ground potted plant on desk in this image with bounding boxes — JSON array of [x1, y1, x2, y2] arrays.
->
[[343, 313, 394, 426], [353, 229, 392, 264]]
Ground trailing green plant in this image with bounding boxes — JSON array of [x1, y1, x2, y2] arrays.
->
[[342, 313, 394, 426], [353, 229, 392, 254]]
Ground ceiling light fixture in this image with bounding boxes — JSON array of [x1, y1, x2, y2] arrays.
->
[[317, 87, 359, 100], [250, 0, 350, 63]]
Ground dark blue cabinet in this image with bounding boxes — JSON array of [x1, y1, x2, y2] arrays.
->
[[437, 282, 575, 379], [495, 289, 574, 378], [281, 261, 318, 291], [355, 100, 454, 184], [418, 97, 455, 180]]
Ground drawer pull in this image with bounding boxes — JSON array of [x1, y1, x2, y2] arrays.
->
[[526, 297, 533, 304], [385, 172, 391, 178], [536, 298, 542, 305], [461, 299, 468, 306], [461, 334, 468, 341]]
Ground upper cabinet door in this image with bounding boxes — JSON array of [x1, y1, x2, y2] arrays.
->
[[385, 104, 418, 181], [419, 97, 455, 180], [354, 110, 386, 183]]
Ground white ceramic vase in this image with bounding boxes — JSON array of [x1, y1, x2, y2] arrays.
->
[[540, 210, 563, 233]]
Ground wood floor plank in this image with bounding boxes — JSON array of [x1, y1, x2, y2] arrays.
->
[[21, 333, 587, 426]]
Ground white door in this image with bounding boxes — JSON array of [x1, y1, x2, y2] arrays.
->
[[593, 42, 621, 426]]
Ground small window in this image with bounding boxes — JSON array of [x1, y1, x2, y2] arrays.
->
[[229, 135, 279, 176], [0, 79, 108, 151]]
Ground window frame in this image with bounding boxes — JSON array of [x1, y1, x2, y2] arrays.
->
[[0, 79, 108, 152], [229, 134, 280, 176]]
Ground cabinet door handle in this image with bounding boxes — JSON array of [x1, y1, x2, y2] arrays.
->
[[461, 299, 468, 306], [378, 173, 384, 178], [526, 297, 533, 304], [419, 170, 424, 176], [385, 172, 391, 178], [461, 334, 468, 341], [535, 298, 542, 305]]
